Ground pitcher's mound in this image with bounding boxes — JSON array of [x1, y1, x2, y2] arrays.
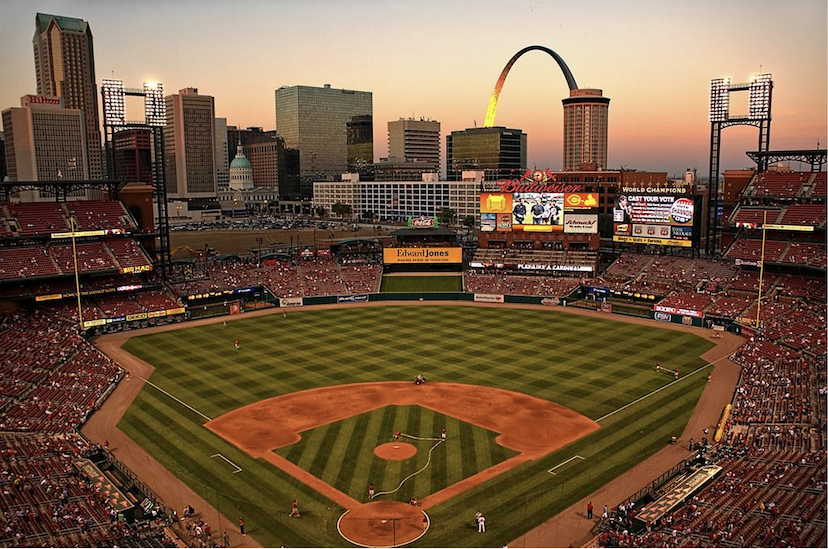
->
[[374, 442, 417, 460], [338, 501, 429, 547]]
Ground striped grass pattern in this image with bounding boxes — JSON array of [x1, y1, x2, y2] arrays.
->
[[380, 276, 462, 292], [276, 405, 518, 502], [119, 305, 713, 547]]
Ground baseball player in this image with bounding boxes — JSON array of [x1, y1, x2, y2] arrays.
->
[[368, 483, 375, 499], [234, 339, 240, 350], [441, 428, 446, 441], [289, 500, 300, 518]]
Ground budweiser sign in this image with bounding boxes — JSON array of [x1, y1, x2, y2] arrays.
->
[[496, 169, 581, 193]]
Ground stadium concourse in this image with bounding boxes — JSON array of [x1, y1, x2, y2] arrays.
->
[[0, 174, 826, 547]]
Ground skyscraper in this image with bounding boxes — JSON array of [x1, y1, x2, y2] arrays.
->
[[214, 118, 229, 191], [446, 126, 526, 181], [275, 84, 372, 197], [112, 129, 152, 184], [163, 88, 217, 199], [562, 88, 609, 171], [347, 115, 374, 180], [33, 13, 102, 179], [387, 118, 440, 170], [2, 95, 88, 181]]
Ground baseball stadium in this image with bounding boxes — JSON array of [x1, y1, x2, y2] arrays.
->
[[0, 26, 826, 549]]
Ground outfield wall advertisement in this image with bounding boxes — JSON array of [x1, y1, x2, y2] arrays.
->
[[474, 294, 505, 303], [480, 191, 598, 233], [383, 247, 462, 264], [613, 194, 697, 247]]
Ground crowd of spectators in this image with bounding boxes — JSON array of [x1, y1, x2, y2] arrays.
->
[[169, 256, 381, 298]]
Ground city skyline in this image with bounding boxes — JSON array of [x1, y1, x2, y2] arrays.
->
[[1, 0, 826, 177]]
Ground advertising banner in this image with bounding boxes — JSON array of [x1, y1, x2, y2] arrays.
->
[[279, 297, 304, 308], [613, 235, 693, 247], [126, 313, 148, 322], [564, 214, 598, 234], [654, 304, 702, 318], [337, 294, 369, 303], [613, 194, 696, 247], [654, 311, 672, 322], [383, 247, 462, 264], [407, 216, 438, 229], [563, 193, 599, 210], [600, 302, 613, 313], [517, 264, 593, 272], [474, 294, 505, 303]]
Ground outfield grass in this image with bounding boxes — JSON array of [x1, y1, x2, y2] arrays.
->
[[276, 405, 518, 502], [380, 275, 462, 292], [118, 305, 713, 547]]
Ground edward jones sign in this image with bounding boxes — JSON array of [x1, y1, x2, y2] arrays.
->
[[383, 247, 462, 264]]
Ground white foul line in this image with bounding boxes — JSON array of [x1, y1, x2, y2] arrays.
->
[[138, 375, 212, 422], [211, 453, 242, 474], [547, 455, 585, 475], [595, 352, 736, 424]]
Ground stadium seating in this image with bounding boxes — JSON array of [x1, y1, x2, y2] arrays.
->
[[0, 247, 61, 280], [48, 243, 118, 274], [656, 292, 713, 314], [783, 242, 826, 268], [7, 202, 70, 236], [779, 204, 826, 227], [67, 200, 134, 230], [105, 238, 152, 269], [706, 296, 753, 319], [732, 207, 782, 226], [751, 172, 808, 197], [725, 239, 786, 262]]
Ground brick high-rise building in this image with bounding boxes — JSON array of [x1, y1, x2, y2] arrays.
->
[[112, 129, 152, 184], [2, 95, 88, 181], [163, 88, 217, 199], [33, 13, 102, 179], [562, 88, 609, 171]]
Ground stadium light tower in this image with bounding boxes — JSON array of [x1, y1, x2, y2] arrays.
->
[[707, 73, 773, 256], [101, 78, 171, 275]]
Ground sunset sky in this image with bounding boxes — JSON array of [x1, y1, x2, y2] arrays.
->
[[1, 0, 825, 177]]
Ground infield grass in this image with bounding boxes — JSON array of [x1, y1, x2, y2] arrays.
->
[[380, 275, 462, 292], [276, 405, 518, 502], [118, 305, 713, 547]]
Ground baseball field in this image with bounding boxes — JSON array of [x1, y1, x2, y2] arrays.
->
[[117, 304, 716, 547]]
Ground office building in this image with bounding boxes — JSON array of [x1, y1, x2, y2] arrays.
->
[[163, 88, 217, 199], [33, 13, 102, 179], [388, 118, 440, 169], [112, 129, 152, 184], [446, 126, 526, 181], [2, 94, 88, 181], [314, 173, 480, 222], [562, 88, 609, 171], [215, 118, 229, 191], [275, 84, 372, 196], [0, 131, 6, 181], [347, 114, 374, 180]]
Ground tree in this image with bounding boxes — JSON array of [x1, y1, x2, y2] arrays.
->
[[315, 206, 327, 218], [437, 207, 456, 225], [361, 211, 375, 220], [332, 202, 352, 219], [462, 215, 476, 231]]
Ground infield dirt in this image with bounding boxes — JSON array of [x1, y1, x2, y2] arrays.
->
[[84, 300, 743, 547]]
